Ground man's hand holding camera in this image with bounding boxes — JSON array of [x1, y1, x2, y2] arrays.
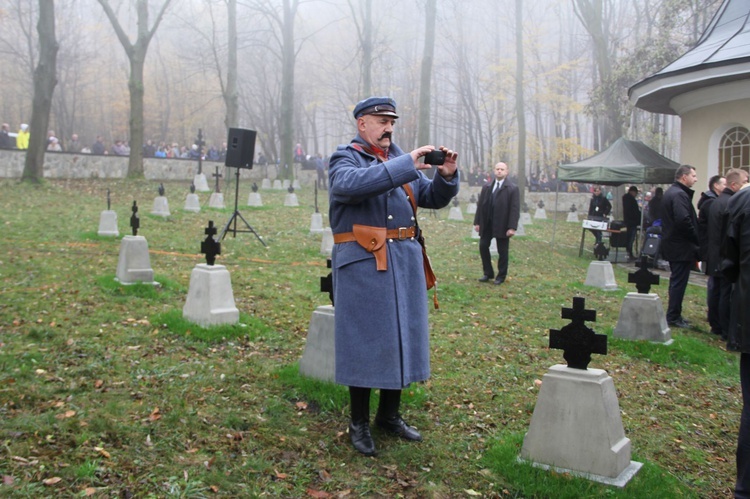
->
[[410, 145, 458, 179]]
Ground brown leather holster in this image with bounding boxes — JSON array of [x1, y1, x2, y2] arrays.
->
[[352, 224, 387, 271]]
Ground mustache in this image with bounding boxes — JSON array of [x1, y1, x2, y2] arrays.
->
[[379, 132, 392, 140]]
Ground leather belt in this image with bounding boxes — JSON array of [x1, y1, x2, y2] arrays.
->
[[333, 226, 416, 244]]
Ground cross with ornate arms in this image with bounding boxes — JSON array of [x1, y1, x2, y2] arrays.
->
[[549, 297, 607, 370], [107, 188, 111, 210], [320, 258, 333, 305], [212, 166, 222, 193], [629, 256, 660, 294], [201, 220, 221, 266], [130, 200, 140, 236]]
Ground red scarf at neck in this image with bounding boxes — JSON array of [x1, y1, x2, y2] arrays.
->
[[353, 142, 389, 162]]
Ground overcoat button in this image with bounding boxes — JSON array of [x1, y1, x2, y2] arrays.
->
[[388, 215, 393, 220], [389, 239, 393, 243]]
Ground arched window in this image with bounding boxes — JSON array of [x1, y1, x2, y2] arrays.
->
[[720, 126, 750, 175]]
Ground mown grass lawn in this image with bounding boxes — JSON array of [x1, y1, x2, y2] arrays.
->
[[0, 178, 739, 498]]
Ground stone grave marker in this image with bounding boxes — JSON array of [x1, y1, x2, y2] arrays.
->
[[520, 297, 642, 486], [247, 182, 263, 207], [320, 227, 333, 256], [448, 197, 464, 220], [151, 182, 170, 217], [208, 166, 225, 209], [566, 204, 579, 222], [310, 184, 324, 234], [613, 256, 671, 343], [184, 182, 201, 213], [115, 201, 156, 285], [299, 258, 336, 382], [183, 220, 240, 326], [466, 194, 477, 215], [284, 185, 299, 207], [534, 199, 547, 219], [520, 201, 533, 225], [261, 178, 272, 189], [97, 188, 119, 236]]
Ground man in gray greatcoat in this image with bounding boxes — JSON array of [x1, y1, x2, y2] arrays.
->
[[328, 96, 459, 456]]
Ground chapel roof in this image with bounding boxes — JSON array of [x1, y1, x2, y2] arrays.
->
[[629, 0, 750, 115]]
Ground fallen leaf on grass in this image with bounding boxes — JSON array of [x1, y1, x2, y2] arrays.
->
[[465, 489, 481, 496], [296, 401, 308, 410], [3, 475, 14, 485], [83, 487, 97, 496], [95, 379, 104, 389], [94, 447, 111, 458], [306, 489, 331, 498], [56, 410, 76, 419], [274, 469, 288, 480], [43, 477, 62, 486], [149, 407, 161, 421]]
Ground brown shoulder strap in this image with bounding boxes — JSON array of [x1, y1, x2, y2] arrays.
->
[[402, 183, 417, 215]]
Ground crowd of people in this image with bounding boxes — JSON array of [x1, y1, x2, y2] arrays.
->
[[0, 123, 231, 161]]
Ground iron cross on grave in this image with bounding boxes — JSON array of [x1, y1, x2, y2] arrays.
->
[[629, 256, 660, 294], [130, 200, 140, 236], [320, 258, 333, 305], [201, 220, 221, 266], [213, 166, 222, 193], [549, 296, 607, 370]]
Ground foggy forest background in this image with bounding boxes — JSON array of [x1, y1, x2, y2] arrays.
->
[[0, 0, 723, 180]]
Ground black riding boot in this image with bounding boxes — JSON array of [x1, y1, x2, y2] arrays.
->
[[348, 386, 376, 456], [375, 389, 422, 442]]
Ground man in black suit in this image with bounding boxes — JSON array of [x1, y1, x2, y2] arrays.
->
[[622, 185, 641, 261], [473, 162, 520, 285]]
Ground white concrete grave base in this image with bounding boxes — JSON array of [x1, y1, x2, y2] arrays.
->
[[98, 210, 119, 236], [520, 212, 532, 224], [567, 212, 579, 222], [520, 364, 642, 485], [272, 179, 283, 190], [310, 212, 324, 234], [614, 292, 672, 344], [284, 193, 299, 207], [193, 173, 210, 192], [584, 260, 618, 290], [534, 208, 547, 219], [466, 202, 477, 214], [208, 192, 225, 209], [298, 305, 335, 382], [115, 235, 156, 285], [282, 179, 291, 189], [261, 178, 272, 189], [489, 238, 498, 256], [470, 226, 480, 239], [320, 228, 333, 256], [183, 264, 239, 326], [247, 192, 263, 207], [292, 179, 301, 189], [151, 196, 170, 216], [184, 193, 201, 213], [515, 222, 525, 236], [448, 206, 464, 220]]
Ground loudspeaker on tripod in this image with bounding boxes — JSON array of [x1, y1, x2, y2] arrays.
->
[[225, 128, 257, 169]]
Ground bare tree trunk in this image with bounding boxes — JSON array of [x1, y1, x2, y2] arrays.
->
[[515, 0, 526, 205], [417, 0, 437, 147], [98, 0, 171, 178], [225, 0, 238, 130], [279, 0, 298, 179], [22, 0, 58, 184]]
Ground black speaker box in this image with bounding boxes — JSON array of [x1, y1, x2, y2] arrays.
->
[[225, 128, 257, 169]]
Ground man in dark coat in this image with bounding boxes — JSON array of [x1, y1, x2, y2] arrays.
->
[[622, 185, 641, 261], [328, 96, 459, 456], [473, 161, 520, 285], [698, 175, 726, 265], [723, 181, 750, 497], [0, 123, 12, 149], [661, 165, 699, 328], [587, 186, 611, 243], [707, 169, 748, 341]]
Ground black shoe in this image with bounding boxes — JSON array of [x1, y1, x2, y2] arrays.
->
[[478, 275, 493, 283], [349, 420, 376, 456], [375, 415, 422, 442], [667, 318, 690, 328], [493, 277, 505, 285]]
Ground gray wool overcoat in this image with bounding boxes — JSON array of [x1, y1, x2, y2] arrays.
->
[[328, 136, 459, 389]]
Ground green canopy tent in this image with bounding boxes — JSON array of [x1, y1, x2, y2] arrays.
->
[[552, 137, 680, 253]]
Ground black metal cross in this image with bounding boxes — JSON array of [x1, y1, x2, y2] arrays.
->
[[212, 166, 222, 193], [190, 182, 196, 194], [251, 182, 258, 193], [314, 183, 319, 213], [549, 297, 607, 370], [201, 220, 221, 266], [130, 200, 140, 236], [629, 256, 660, 293], [107, 188, 111, 211], [320, 258, 333, 305], [196, 128, 205, 174], [158, 183, 165, 196]]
